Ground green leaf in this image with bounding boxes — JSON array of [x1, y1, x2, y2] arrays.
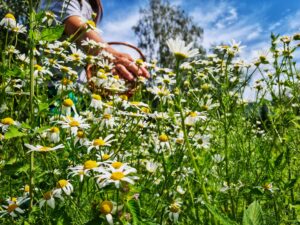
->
[[4, 126, 26, 139], [127, 199, 141, 225], [243, 201, 264, 225], [38, 102, 49, 112], [204, 202, 238, 225], [41, 25, 65, 42]]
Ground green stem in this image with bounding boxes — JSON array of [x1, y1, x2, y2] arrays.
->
[[28, 0, 35, 210]]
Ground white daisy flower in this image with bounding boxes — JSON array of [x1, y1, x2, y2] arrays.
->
[[184, 111, 206, 127], [0, 117, 19, 132], [167, 199, 182, 223], [0, 13, 16, 28], [0, 197, 29, 218], [90, 94, 104, 110], [57, 115, 90, 136], [53, 179, 74, 196], [68, 160, 101, 182], [95, 163, 138, 189], [62, 98, 77, 116], [24, 143, 64, 153], [42, 11, 59, 26], [46, 127, 60, 143], [39, 191, 63, 209], [167, 37, 199, 60], [86, 134, 115, 154]]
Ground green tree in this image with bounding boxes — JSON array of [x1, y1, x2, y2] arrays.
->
[[133, 0, 204, 66]]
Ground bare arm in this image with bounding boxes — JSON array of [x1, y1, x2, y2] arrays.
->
[[64, 16, 150, 81]]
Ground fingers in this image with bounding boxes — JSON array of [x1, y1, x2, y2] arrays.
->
[[116, 57, 150, 79], [140, 66, 150, 79], [115, 64, 134, 81]]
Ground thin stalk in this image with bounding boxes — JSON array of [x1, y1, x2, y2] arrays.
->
[[28, 0, 35, 210]]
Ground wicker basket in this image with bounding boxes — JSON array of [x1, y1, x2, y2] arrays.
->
[[87, 42, 146, 97]]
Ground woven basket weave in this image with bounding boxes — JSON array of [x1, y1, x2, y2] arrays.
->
[[87, 42, 146, 97]]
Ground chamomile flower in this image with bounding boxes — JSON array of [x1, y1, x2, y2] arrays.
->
[[46, 127, 60, 143], [39, 191, 63, 209], [11, 23, 27, 34], [86, 134, 115, 154], [167, 37, 199, 60], [57, 115, 90, 136], [34, 64, 52, 77], [82, 38, 107, 49], [53, 179, 74, 196], [100, 108, 116, 128], [158, 133, 171, 149], [90, 93, 104, 110], [42, 11, 59, 26], [0, 197, 29, 218], [67, 46, 86, 65], [145, 160, 159, 173], [0, 13, 16, 28], [148, 85, 174, 104], [167, 199, 182, 223], [184, 111, 206, 126], [0, 117, 19, 132], [99, 200, 119, 225], [95, 163, 138, 188], [24, 143, 64, 153], [193, 134, 210, 149], [68, 160, 100, 182], [62, 98, 77, 116]]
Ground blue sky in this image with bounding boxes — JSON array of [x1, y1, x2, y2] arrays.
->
[[100, 0, 300, 60]]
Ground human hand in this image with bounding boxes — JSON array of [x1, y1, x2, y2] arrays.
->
[[112, 51, 150, 81]]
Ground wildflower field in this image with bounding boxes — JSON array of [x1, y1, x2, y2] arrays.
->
[[1, 5, 300, 225]]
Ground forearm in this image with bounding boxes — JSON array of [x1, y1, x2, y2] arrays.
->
[[63, 16, 116, 56]]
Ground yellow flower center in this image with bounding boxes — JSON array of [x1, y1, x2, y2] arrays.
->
[[43, 191, 52, 200], [103, 114, 112, 120], [159, 134, 169, 142], [141, 107, 150, 113], [92, 94, 102, 100], [1, 117, 14, 125], [7, 204, 18, 213], [202, 105, 209, 111], [174, 52, 188, 60], [111, 162, 123, 169], [176, 138, 184, 144], [5, 13, 16, 20], [170, 203, 180, 213], [98, 73, 107, 79], [24, 185, 30, 193], [84, 160, 98, 170], [120, 95, 128, 101], [50, 127, 59, 133], [113, 75, 120, 80], [86, 20, 96, 28], [40, 146, 51, 151], [34, 64, 43, 71], [93, 139, 106, 146], [135, 59, 144, 66], [57, 179, 68, 188], [61, 66, 70, 73], [11, 197, 17, 202], [77, 130, 85, 138], [62, 78, 72, 85], [100, 201, 113, 214], [102, 154, 110, 160], [69, 121, 80, 127], [111, 171, 125, 181], [63, 99, 74, 107], [189, 112, 197, 117]]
